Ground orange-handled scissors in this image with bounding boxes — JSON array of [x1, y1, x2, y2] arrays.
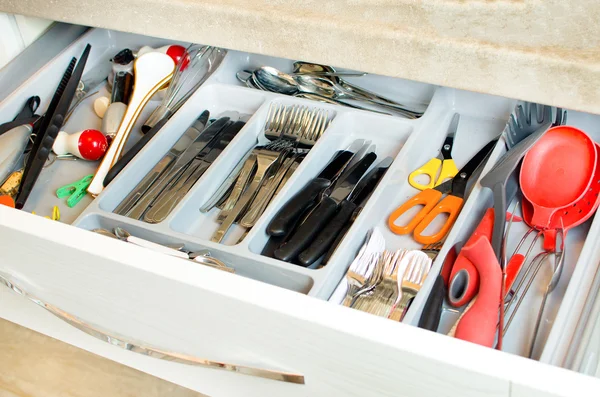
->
[[408, 113, 460, 190], [390, 138, 498, 244]]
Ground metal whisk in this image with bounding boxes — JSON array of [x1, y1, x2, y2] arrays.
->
[[142, 45, 227, 132]]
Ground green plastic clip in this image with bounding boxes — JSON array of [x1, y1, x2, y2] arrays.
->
[[56, 174, 93, 208]]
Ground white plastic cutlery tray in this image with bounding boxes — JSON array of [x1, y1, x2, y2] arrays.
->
[[2, 26, 600, 396]]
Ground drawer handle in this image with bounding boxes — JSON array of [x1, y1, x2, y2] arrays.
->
[[0, 273, 304, 384]]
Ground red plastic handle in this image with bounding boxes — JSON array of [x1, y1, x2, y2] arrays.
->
[[454, 235, 502, 348], [448, 208, 495, 307], [542, 229, 557, 252], [504, 254, 525, 293]]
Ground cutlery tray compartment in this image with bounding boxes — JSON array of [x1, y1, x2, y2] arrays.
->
[[397, 109, 600, 361], [0, 28, 191, 223]]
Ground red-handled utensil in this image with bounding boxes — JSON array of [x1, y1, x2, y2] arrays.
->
[[448, 209, 521, 307], [448, 208, 495, 307], [454, 235, 502, 348], [52, 129, 108, 160]]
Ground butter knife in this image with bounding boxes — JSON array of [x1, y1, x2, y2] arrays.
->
[[114, 111, 210, 215], [127, 117, 231, 220], [144, 120, 245, 223]]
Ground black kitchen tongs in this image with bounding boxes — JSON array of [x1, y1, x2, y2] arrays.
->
[[15, 44, 91, 209]]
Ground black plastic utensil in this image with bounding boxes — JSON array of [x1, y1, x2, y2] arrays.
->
[[298, 157, 392, 266], [417, 242, 460, 332], [0, 96, 41, 136], [266, 149, 354, 237], [16, 44, 91, 209], [274, 151, 376, 263]]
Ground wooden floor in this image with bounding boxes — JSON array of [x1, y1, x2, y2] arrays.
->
[[0, 319, 205, 397]]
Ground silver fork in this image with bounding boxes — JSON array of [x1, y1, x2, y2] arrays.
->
[[388, 253, 432, 321], [230, 105, 330, 226], [211, 104, 329, 242], [341, 229, 386, 306], [371, 250, 406, 316], [351, 251, 389, 310]]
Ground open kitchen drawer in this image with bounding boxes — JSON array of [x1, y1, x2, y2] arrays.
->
[[1, 26, 600, 396]]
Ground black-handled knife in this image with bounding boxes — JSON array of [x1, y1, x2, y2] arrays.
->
[[266, 140, 366, 237], [298, 156, 391, 266], [266, 149, 355, 237], [274, 151, 377, 264]]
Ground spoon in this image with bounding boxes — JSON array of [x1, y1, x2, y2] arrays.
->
[[293, 93, 391, 115], [252, 67, 299, 95], [236, 68, 364, 84], [296, 74, 422, 119], [254, 67, 421, 119], [87, 52, 176, 196], [294, 61, 429, 112], [113, 227, 189, 259], [251, 67, 386, 114]]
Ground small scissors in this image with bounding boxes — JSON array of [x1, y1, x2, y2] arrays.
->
[[408, 113, 460, 190], [56, 174, 93, 208], [389, 139, 497, 244]]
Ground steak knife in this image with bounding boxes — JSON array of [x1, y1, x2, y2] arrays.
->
[[273, 149, 377, 263], [298, 156, 392, 266], [266, 140, 365, 237]]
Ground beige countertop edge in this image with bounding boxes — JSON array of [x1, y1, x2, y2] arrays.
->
[[2, 0, 600, 115]]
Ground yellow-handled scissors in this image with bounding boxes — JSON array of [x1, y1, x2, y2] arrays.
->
[[409, 113, 460, 190]]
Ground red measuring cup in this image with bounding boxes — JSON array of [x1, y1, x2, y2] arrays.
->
[[522, 143, 600, 251], [520, 126, 597, 229]]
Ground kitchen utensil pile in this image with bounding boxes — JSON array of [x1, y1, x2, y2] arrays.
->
[[408, 102, 600, 358], [0, 41, 225, 212], [115, 111, 240, 221], [238, 63, 427, 118]]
